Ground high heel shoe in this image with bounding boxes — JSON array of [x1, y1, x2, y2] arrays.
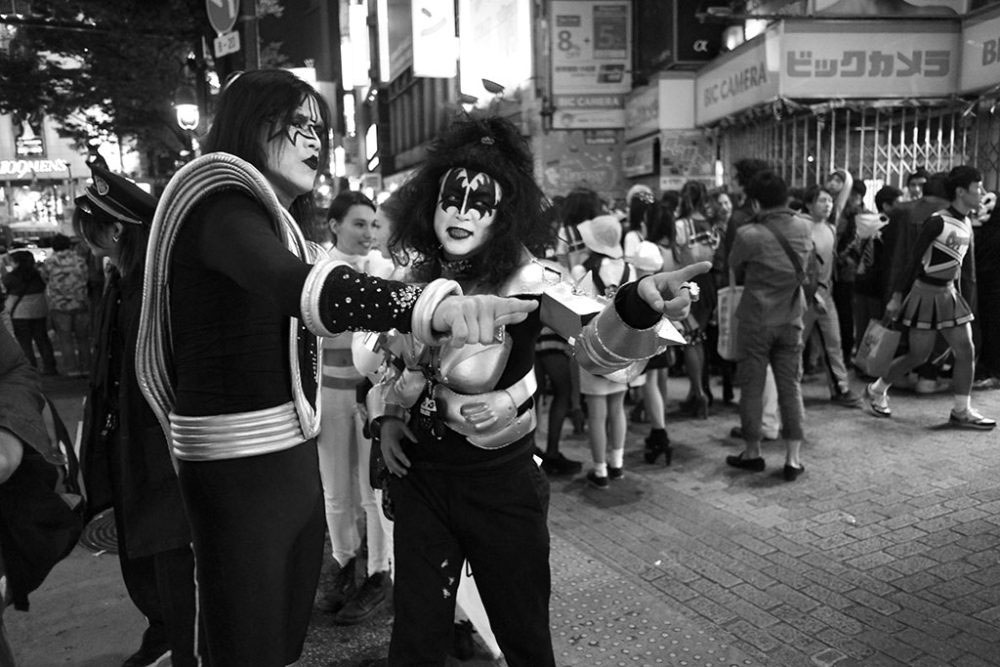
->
[[643, 430, 672, 466]]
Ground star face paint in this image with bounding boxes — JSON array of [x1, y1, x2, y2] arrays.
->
[[433, 168, 502, 260], [263, 95, 324, 206]]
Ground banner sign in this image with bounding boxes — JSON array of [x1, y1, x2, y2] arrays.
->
[[551, 93, 625, 130], [780, 21, 959, 98], [960, 4, 1000, 93], [695, 35, 778, 126], [551, 0, 632, 97]]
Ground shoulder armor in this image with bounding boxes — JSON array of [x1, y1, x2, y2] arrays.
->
[[500, 255, 566, 297]]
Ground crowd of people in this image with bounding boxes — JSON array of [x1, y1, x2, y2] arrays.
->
[[535, 158, 997, 490], [1, 66, 997, 667], [1, 234, 97, 378]]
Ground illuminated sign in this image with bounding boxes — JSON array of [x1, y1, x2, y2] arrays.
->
[[0, 159, 69, 179]]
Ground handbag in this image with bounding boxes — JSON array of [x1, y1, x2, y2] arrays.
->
[[854, 319, 902, 379], [716, 268, 742, 361]]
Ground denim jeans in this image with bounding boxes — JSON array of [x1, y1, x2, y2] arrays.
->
[[801, 289, 851, 397], [737, 322, 805, 443]]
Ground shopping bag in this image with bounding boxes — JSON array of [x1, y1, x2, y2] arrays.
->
[[716, 284, 743, 361], [855, 319, 902, 378]]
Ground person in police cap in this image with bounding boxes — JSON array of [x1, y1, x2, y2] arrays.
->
[[74, 164, 204, 667]]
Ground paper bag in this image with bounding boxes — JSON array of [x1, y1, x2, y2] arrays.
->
[[854, 319, 901, 378]]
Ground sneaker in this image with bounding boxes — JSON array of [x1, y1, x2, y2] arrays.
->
[[586, 470, 609, 489], [831, 389, 863, 408], [608, 466, 624, 480], [121, 629, 171, 667], [317, 557, 358, 614], [333, 571, 392, 626], [541, 452, 583, 476], [865, 383, 891, 417], [729, 426, 778, 442], [949, 408, 997, 431], [915, 377, 952, 394]]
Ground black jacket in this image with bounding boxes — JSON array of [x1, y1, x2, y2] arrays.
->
[[79, 270, 191, 559]]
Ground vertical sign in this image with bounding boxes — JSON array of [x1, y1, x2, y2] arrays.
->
[[458, 0, 532, 101], [550, 0, 632, 129], [412, 0, 457, 78]]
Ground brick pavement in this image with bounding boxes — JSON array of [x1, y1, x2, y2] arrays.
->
[[8, 374, 1000, 666]]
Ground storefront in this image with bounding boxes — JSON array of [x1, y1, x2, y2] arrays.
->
[[693, 16, 1000, 195], [0, 113, 90, 238], [623, 74, 717, 197]]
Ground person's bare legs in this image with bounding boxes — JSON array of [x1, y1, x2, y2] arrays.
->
[[585, 394, 609, 467]]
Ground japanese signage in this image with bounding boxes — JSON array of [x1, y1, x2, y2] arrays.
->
[[960, 4, 1000, 93], [695, 35, 779, 126], [550, 0, 632, 129], [780, 21, 959, 98]]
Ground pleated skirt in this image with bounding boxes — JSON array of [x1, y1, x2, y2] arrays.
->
[[899, 280, 974, 330]]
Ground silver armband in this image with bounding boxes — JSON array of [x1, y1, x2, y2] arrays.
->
[[411, 278, 463, 345], [300, 259, 352, 337]]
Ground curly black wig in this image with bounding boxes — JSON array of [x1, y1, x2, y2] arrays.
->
[[389, 115, 553, 289]]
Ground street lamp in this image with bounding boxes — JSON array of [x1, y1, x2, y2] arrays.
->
[[174, 84, 200, 132]]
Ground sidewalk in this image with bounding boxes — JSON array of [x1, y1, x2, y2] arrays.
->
[[8, 373, 1000, 666]]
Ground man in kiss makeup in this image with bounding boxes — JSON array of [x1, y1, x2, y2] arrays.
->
[[368, 115, 710, 666], [135, 70, 537, 667]]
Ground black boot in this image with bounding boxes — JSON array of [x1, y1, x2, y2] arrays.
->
[[643, 429, 672, 465]]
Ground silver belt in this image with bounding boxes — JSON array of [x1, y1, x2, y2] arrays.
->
[[170, 401, 306, 461]]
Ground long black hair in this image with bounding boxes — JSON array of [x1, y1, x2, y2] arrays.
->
[[389, 115, 553, 288], [73, 205, 149, 280], [204, 69, 332, 226]]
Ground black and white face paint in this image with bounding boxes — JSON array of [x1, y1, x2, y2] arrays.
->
[[263, 96, 323, 206], [433, 168, 502, 260]]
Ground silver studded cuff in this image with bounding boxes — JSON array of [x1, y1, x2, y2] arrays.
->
[[300, 259, 352, 337]]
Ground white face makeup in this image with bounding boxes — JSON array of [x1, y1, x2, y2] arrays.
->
[[263, 95, 323, 207], [433, 168, 502, 260]]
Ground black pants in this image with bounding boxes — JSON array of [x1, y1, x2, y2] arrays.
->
[[118, 545, 202, 667], [11, 317, 56, 373], [832, 281, 854, 363], [178, 440, 325, 667], [388, 450, 554, 666]]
